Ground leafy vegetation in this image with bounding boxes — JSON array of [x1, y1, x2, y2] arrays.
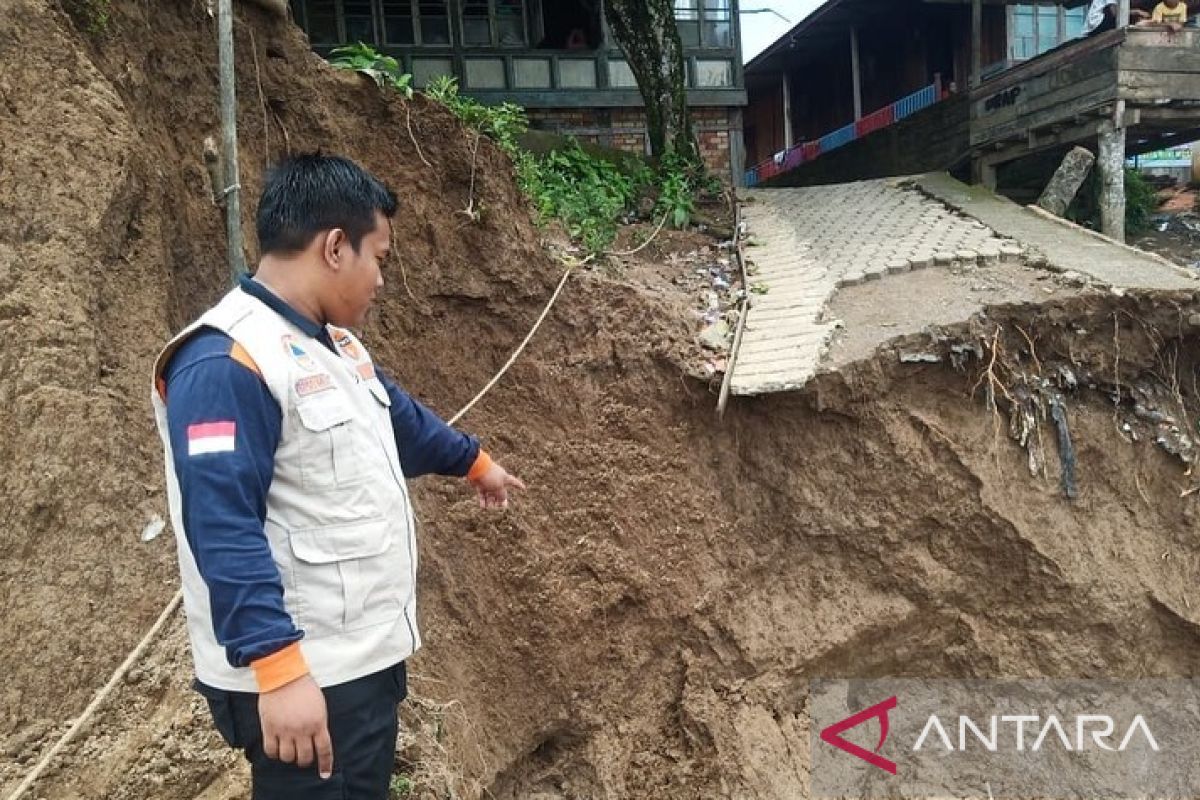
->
[[516, 141, 644, 253], [423, 76, 527, 157], [1067, 167, 1159, 237], [1123, 167, 1158, 235], [329, 43, 414, 98], [388, 774, 414, 798], [65, 0, 112, 35], [329, 45, 717, 253]]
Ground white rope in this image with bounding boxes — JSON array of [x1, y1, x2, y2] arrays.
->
[[4, 591, 184, 800], [6, 264, 574, 800], [448, 265, 572, 425], [604, 211, 671, 258]]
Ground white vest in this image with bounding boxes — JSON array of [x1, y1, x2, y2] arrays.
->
[[151, 287, 421, 691]]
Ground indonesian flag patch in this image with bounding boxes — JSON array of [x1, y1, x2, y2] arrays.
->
[[187, 421, 237, 456]]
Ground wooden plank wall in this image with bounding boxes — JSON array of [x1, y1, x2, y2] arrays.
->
[[970, 43, 1120, 148], [745, 78, 787, 166], [1118, 28, 1200, 102]]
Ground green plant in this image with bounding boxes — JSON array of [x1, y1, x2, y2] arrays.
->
[[654, 161, 697, 229], [1066, 166, 1160, 237], [424, 76, 527, 156], [1123, 166, 1157, 235], [516, 140, 643, 252], [389, 774, 414, 798], [330, 43, 414, 98], [424, 77, 716, 253], [66, 0, 111, 35]]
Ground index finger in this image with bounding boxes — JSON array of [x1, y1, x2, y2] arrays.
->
[[505, 474, 528, 491], [315, 726, 334, 780]]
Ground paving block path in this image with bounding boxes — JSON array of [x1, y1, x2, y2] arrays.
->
[[731, 175, 1197, 398], [732, 178, 1020, 396]]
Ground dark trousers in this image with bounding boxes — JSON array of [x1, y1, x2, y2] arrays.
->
[[198, 662, 407, 800]]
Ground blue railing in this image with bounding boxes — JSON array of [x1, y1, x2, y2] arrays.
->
[[894, 83, 938, 121], [745, 79, 945, 187]]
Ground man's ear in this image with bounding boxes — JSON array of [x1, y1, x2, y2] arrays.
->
[[323, 229, 347, 270]]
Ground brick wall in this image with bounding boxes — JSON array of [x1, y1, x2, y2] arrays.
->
[[526, 106, 740, 182]]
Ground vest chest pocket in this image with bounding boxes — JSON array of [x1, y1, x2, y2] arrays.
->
[[285, 518, 404, 636], [294, 393, 368, 488]]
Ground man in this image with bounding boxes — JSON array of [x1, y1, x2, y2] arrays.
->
[[1086, 0, 1151, 35], [150, 154, 525, 799]]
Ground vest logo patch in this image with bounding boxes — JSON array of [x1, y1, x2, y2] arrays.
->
[[282, 334, 318, 372], [295, 374, 334, 397], [331, 328, 363, 361]]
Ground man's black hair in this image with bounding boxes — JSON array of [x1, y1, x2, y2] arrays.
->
[[256, 153, 398, 256]]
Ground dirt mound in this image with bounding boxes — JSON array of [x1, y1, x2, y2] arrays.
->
[[8, 3, 1200, 799], [0, 0, 553, 781]]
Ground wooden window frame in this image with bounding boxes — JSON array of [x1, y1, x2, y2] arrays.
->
[[459, 0, 529, 48], [1007, 3, 1086, 61], [295, 0, 455, 47]]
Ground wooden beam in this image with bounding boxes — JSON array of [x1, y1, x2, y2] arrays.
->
[[971, 0, 983, 89], [218, 0, 246, 282], [782, 72, 794, 147]]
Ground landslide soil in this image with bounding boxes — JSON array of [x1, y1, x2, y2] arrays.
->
[[7, 3, 1200, 799]]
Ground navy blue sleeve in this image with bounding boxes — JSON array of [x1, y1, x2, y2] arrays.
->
[[164, 329, 303, 668], [376, 368, 481, 478]]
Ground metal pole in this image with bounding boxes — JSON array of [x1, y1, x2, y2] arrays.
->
[[1118, 0, 1131, 26], [219, 0, 247, 283]]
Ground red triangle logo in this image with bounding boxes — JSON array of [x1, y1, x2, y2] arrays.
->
[[819, 695, 898, 774]]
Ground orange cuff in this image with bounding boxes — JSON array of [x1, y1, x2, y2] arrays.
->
[[250, 642, 310, 693], [467, 449, 493, 482]]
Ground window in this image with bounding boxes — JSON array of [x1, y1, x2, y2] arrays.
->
[[1009, 3, 1088, 60], [702, 0, 733, 48], [559, 59, 597, 88], [302, 0, 450, 46], [462, 0, 528, 47], [382, 0, 415, 43], [514, 58, 552, 88], [465, 58, 506, 87], [674, 0, 732, 48], [695, 58, 732, 87], [411, 57, 454, 86], [302, 0, 339, 44], [343, 0, 374, 41], [419, 1, 451, 44], [608, 59, 638, 88]]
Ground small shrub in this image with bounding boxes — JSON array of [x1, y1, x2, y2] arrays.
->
[[389, 774, 414, 798], [1124, 167, 1157, 235], [66, 0, 112, 35], [329, 43, 413, 98], [422, 75, 715, 253], [424, 76, 527, 156], [517, 141, 642, 252]]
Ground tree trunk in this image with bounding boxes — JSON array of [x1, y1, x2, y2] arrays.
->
[[603, 0, 701, 171]]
